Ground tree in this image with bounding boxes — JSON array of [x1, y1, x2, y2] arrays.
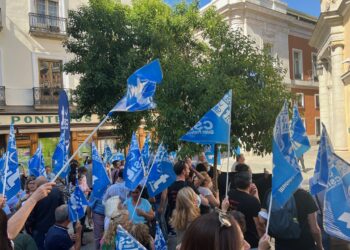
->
[[64, 0, 290, 154]]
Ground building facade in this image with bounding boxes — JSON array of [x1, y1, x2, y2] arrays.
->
[[0, 0, 118, 166], [201, 0, 320, 141], [310, 0, 350, 151]]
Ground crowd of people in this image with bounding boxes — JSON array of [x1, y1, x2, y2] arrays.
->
[[0, 153, 349, 250]]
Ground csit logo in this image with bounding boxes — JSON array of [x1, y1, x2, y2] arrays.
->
[[193, 120, 213, 131]]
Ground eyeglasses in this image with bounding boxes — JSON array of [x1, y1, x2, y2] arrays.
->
[[215, 208, 232, 228]]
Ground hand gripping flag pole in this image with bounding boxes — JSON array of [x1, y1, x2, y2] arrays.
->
[[52, 59, 163, 182]]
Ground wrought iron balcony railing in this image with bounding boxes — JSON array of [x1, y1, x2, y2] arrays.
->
[[33, 87, 73, 106], [0, 86, 5, 107], [29, 13, 67, 38]]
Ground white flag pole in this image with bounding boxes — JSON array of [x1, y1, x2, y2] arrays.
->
[[225, 91, 232, 198], [2, 151, 9, 195], [265, 193, 273, 235], [52, 115, 110, 182]]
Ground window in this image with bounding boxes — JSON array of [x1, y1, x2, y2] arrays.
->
[[315, 94, 319, 109], [315, 118, 321, 136], [38, 59, 63, 89], [312, 53, 318, 81], [296, 93, 304, 108], [36, 0, 58, 17], [293, 49, 303, 80]]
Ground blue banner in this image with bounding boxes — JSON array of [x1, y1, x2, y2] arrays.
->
[[52, 132, 70, 178], [103, 143, 113, 164], [155, 222, 167, 250], [204, 144, 221, 165], [141, 133, 150, 172], [272, 102, 302, 208], [68, 186, 88, 223], [309, 124, 334, 195], [1, 124, 20, 201], [180, 90, 232, 144], [147, 144, 176, 197], [116, 225, 147, 250], [58, 91, 70, 155], [124, 133, 144, 190], [91, 142, 111, 199], [324, 153, 350, 241], [290, 104, 311, 158], [28, 144, 46, 177], [109, 60, 163, 113]]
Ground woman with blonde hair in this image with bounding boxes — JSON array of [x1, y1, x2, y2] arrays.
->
[[170, 187, 200, 245], [101, 209, 130, 250], [198, 172, 220, 211]]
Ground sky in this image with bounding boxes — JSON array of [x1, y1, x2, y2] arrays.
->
[[165, 0, 321, 18], [284, 0, 321, 17]]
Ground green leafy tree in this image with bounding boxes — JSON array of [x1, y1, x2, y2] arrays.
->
[[64, 0, 290, 154]]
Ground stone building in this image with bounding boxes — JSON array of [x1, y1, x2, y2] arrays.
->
[[310, 0, 350, 151]]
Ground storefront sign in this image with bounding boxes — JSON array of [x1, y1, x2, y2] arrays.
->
[[0, 114, 100, 126]]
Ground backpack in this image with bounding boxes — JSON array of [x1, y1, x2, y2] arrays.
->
[[266, 192, 301, 239]]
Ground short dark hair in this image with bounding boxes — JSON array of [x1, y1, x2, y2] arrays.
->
[[180, 212, 241, 250], [234, 171, 251, 189], [235, 163, 250, 173], [196, 163, 207, 172], [174, 160, 187, 176]]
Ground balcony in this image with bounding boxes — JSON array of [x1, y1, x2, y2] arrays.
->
[[33, 87, 74, 109], [29, 13, 67, 39], [0, 86, 5, 109]]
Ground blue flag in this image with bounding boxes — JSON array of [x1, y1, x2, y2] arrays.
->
[[1, 124, 21, 201], [91, 142, 111, 199], [124, 133, 144, 191], [204, 144, 221, 165], [324, 153, 350, 241], [272, 102, 303, 208], [233, 146, 241, 156], [309, 124, 334, 195], [116, 225, 147, 250], [52, 132, 70, 178], [109, 151, 125, 163], [147, 144, 176, 197], [141, 134, 150, 171], [103, 143, 113, 164], [180, 90, 232, 144], [68, 186, 88, 223], [155, 222, 167, 250], [28, 144, 46, 177], [109, 60, 163, 113], [290, 104, 311, 158], [169, 151, 177, 163], [58, 90, 70, 155]]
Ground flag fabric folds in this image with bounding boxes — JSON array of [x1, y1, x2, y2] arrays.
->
[[68, 186, 88, 223], [1, 124, 20, 200], [147, 144, 176, 197], [324, 154, 350, 241], [103, 143, 113, 164], [272, 102, 303, 208], [116, 225, 147, 250], [204, 144, 221, 165], [58, 90, 70, 156], [28, 143, 46, 177], [124, 133, 144, 191], [109, 59, 163, 113], [290, 104, 311, 158], [309, 124, 334, 195], [141, 134, 150, 171], [109, 151, 125, 163], [155, 222, 167, 250], [52, 132, 70, 178], [180, 90, 232, 144], [91, 142, 111, 199]]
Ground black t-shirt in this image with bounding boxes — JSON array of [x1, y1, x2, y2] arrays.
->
[[228, 189, 261, 248], [167, 180, 198, 216], [44, 225, 73, 250], [262, 189, 319, 250]]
